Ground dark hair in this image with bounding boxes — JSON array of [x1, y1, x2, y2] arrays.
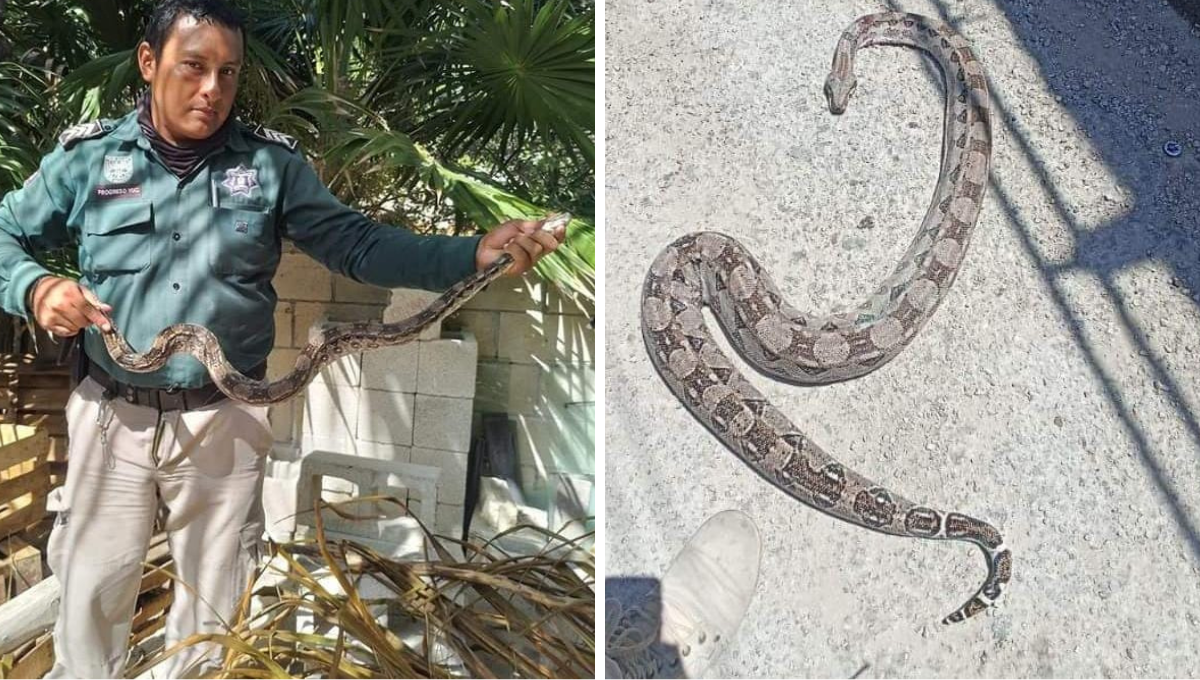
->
[[143, 0, 245, 56]]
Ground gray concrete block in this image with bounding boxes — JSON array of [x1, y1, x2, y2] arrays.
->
[[273, 302, 294, 348], [435, 502, 465, 538], [312, 353, 362, 388], [301, 382, 359, 447], [385, 289, 442, 340], [417, 333, 478, 398], [273, 252, 333, 301], [464, 274, 543, 312], [360, 343, 419, 393], [411, 448, 469, 507], [333, 274, 391, 304], [474, 361, 541, 415], [356, 389, 415, 446], [449, 310, 499, 358], [413, 395, 474, 452]]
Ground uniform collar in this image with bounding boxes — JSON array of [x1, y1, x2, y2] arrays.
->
[[110, 108, 251, 153]]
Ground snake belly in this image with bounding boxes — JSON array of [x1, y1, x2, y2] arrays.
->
[[640, 13, 1010, 624], [101, 213, 571, 406]]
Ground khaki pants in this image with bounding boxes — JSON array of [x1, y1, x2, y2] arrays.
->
[[44, 377, 274, 679]]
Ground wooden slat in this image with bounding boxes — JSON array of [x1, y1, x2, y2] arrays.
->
[[130, 589, 172, 632], [8, 631, 53, 679], [139, 564, 174, 595], [0, 431, 47, 473], [7, 414, 64, 438], [0, 501, 46, 543], [0, 538, 41, 606], [128, 613, 165, 647], [6, 389, 70, 413], [0, 467, 49, 509]]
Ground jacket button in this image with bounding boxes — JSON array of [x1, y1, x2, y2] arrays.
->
[[173, 232, 181, 241], [172, 282, 180, 290]]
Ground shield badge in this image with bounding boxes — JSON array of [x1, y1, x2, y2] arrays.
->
[[103, 155, 133, 184], [221, 164, 259, 198]]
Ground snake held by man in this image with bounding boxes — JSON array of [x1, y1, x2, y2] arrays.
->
[[640, 13, 1010, 624], [100, 212, 571, 406]]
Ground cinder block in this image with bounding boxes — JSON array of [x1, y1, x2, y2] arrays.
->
[[497, 312, 596, 365], [273, 252, 333, 301], [547, 313, 595, 364], [466, 275, 543, 312], [475, 362, 540, 415], [548, 473, 594, 535], [513, 412, 594, 477], [261, 475, 298, 541], [357, 389, 415, 446], [450, 310, 499, 358], [412, 448, 469, 507], [436, 502, 465, 538], [267, 348, 301, 383], [413, 395, 474, 452], [295, 450, 441, 531], [348, 439, 412, 463], [360, 343, 418, 393], [385, 289, 442, 340], [293, 302, 384, 350], [417, 333, 478, 398], [268, 400, 294, 443], [311, 352, 362, 388], [274, 302, 294, 347], [333, 274, 391, 304], [301, 382, 359, 446], [497, 311, 546, 364], [545, 284, 594, 318], [542, 363, 596, 406]]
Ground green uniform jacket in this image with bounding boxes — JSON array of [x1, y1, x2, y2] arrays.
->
[[0, 110, 482, 388]]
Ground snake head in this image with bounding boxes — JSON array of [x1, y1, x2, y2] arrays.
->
[[824, 73, 857, 115]]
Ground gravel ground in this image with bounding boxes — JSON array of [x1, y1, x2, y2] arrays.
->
[[604, 0, 1200, 676]]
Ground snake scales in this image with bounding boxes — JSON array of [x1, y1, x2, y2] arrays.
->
[[99, 212, 571, 406], [640, 13, 1010, 624]]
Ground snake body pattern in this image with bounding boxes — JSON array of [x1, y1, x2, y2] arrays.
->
[[100, 213, 571, 406], [640, 13, 1009, 624]]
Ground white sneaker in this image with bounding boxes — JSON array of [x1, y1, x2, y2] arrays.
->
[[607, 510, 762, 678]]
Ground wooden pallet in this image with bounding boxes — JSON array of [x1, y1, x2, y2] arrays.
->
[[0, 535, 40, 607], [0, 425, 50, 546], [0, 356, 70, 463]]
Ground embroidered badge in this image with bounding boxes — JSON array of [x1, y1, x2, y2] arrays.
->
[[221, 164, 259, 198], [103, 155, 133, 184], [235, 220, 249, 233]]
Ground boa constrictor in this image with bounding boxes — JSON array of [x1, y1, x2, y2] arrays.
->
[[641, 13, 1010, 624], [100, 213, 571, 406]]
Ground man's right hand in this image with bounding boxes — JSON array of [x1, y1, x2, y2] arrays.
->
[[30, 276, 113, 336]]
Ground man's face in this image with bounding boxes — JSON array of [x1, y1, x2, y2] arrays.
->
[[137, 15, 243, 145]]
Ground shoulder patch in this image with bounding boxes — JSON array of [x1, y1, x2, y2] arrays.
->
[[58, 120, 115, 149], [252, 125, 300, 152]]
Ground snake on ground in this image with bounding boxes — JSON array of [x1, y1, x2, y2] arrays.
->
[[640, 12, 1010, 624], [99, 213, 571, 406]]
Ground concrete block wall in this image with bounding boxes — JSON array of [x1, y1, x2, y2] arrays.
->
[[446, 273, 596, 518], [265, 244, 477, 539]]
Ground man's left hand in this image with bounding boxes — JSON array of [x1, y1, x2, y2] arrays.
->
[[475, 217, 567, 276]]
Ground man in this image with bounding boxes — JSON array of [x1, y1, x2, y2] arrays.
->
[[0, 1, 564, 677]]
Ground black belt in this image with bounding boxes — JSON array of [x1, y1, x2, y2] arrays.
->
[[86, 360, 264, 412]]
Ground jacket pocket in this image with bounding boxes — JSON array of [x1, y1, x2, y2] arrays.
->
[[209, 208, 277, 276], [81, 199, 154, 274]]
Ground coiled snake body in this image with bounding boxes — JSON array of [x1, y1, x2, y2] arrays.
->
[[640, 13, 1010, 623], [100, 213, 571, 406]]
